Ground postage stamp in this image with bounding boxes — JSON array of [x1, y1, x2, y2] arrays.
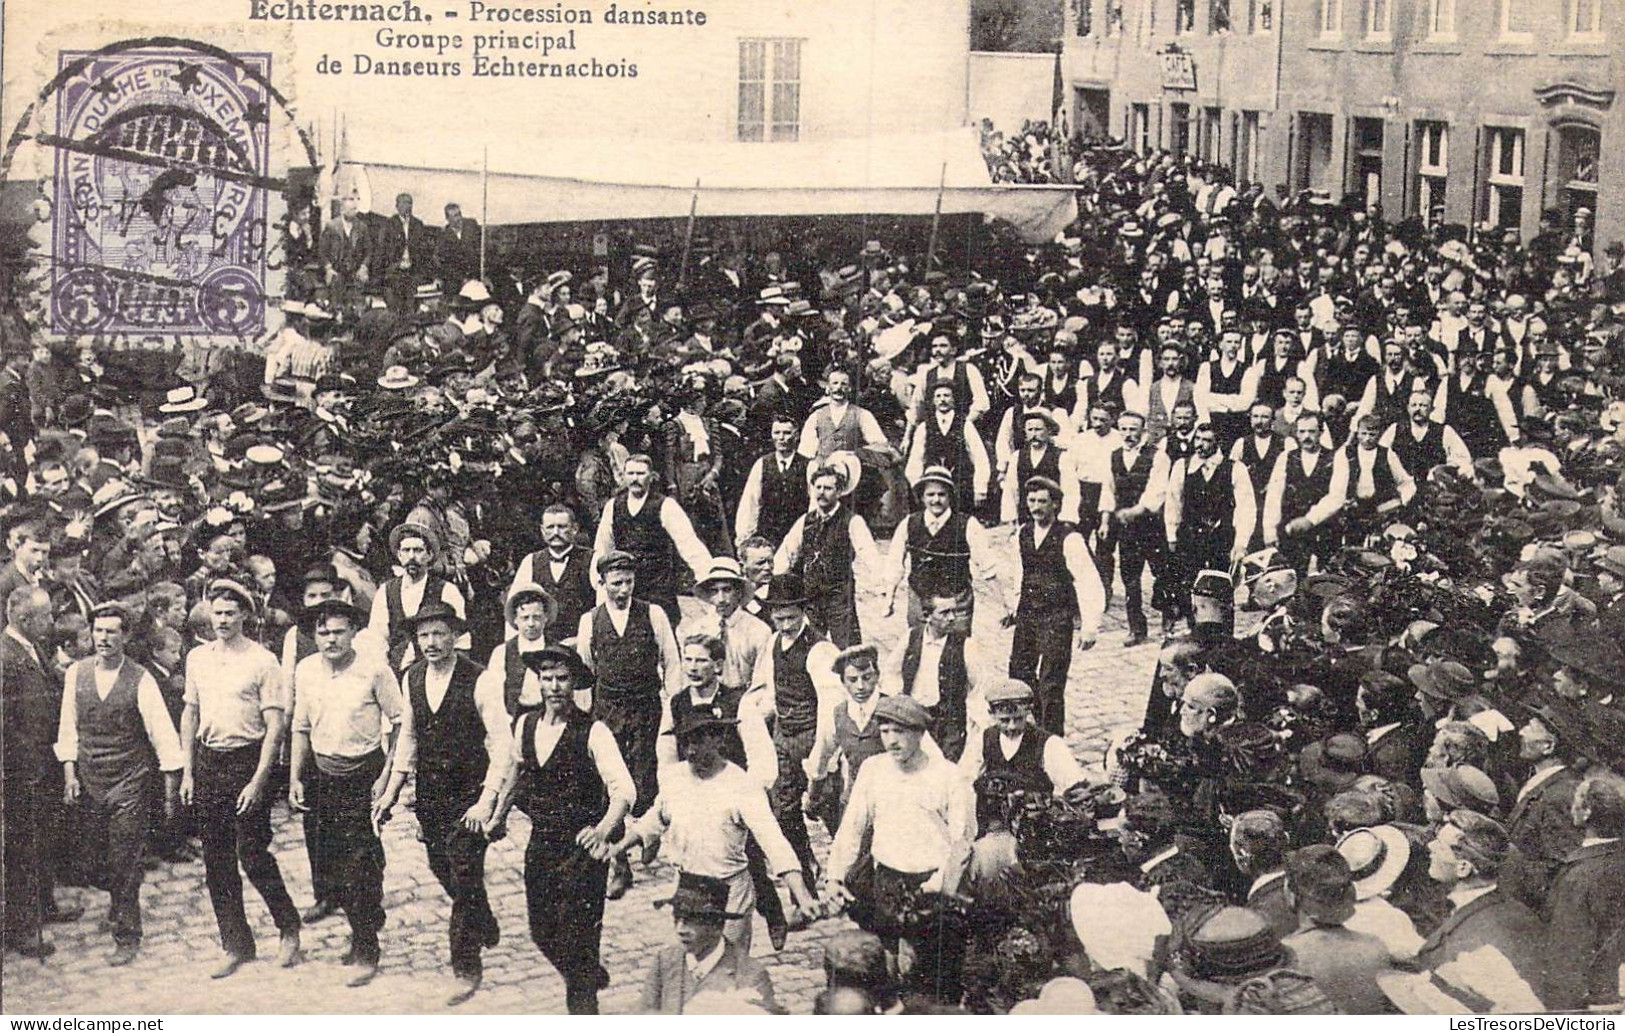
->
[[47, 45, 274, 338]]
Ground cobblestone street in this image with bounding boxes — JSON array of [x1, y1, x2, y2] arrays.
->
[[5, 535, 1161, 1015]]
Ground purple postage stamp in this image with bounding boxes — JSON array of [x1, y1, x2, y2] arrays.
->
[[49, 46, 273, 338]]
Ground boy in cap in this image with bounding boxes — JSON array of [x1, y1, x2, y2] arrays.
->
[[827, 694, 975, 1002], [478, 582, 560, 718], [958, 678, 1093, 826]]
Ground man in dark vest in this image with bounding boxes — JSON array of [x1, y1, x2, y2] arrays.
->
[[280, 564, 344, 925], [1099, 411, 1171, 645], [508, 504, 593, 645], [883, 592, 986, 762], [1380, 388, 1475, 486], [1138, 342, 1198, 448], [590, 453, 713, 627], [1353, 339, 1420, 432], [999, 408, 1071, 525], [1264, 412, 1339, 573], [364, 522, 467, 674], [1326, 415, 1415, 546], [480, 583, 559, 719], [904, 383, 990, 514], [374, 602, 510, 1006], [574, 550, 680, 899], [56, 602, 182, 966], [774, 455, 883, 649], [909, 331, 990, 428], [956, 678, 1090, 837], [735, 414, 810, 548], [1164, 423, 1255, 627], [1077, 336, 1137, 426], [1432, 347, 1515, 460], [1228, 401, 1287, 555], [1317, 325, 1380, 442], [1004, 476, 1104, 735], [751, 573, 840, 884], [885, 466, 1000, 629], [1196, 328, 1262, 451]]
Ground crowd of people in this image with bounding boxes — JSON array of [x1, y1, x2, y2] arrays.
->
[[3, 135, 1625, 1015]]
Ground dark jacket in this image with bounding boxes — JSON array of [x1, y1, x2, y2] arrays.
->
[[1245, 871, 1298, 940], [1, 629, 60, 779], [1544, 840, 1625, 1010], [1502, 766, 1584, 914], [1415, 887, 1547, 992]]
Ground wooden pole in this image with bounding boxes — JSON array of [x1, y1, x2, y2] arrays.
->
[[677, 178, 701, 290], [479, 145, 489, 283], [924, 160, 948, 274]]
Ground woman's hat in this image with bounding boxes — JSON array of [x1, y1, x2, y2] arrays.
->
[[1335, 824, 1411, 901], [504, 582, 558, 628], [654, 871, 746, 922], [388, 521, 440, 561]]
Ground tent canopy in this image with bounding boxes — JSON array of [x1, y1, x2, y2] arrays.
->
[[342, 127, 1075, 243]]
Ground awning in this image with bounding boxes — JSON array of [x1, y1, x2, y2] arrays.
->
[[339, 128, 1076, 243]]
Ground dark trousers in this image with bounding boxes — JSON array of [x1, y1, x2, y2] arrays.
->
[[2, 770, 50, 949], [807, 581, 860, 648], [195, 743, 300, 958], [594, 690, 661, 816], [849, 863, 966, 1005], [1170, 530, 1228, 624], [1009, 608, 1074, 735], [79, 767, 157, 946], [1276, 523, 1330, 574], [302, 799, 339, 907], [1106, 522, 1164, 637], [418, 772, 497, 978], [308, 751, 387, 962], [525, 821, 610, 1014], [769, 726, 818, 877]]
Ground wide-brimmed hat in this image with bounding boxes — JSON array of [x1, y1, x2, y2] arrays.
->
[[1421, 765, 1500, 814], [388, 521, 440, 560], [158, 385, 208, 413], [1408, 659, 1476, 702], [1018, 406, 1062, 437], [807, 450, 861, 497], [1299, 733, 1368, 793], [911, 464, 957, 495], [400, 600, 466, 638], [504, 582, 558, 627], [1170, 906, 1293, 1004], [654, 872, 746, 922], [1336, 825, 1411, 901], [694, 557, 748, 590], [377, 365, 419, 390]]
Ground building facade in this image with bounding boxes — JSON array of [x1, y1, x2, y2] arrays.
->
[[1063, 0, 1621, 251]]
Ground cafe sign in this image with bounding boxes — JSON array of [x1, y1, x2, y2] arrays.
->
[[1160, 46, 1197, 90]]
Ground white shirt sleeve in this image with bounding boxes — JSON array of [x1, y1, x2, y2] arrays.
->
[[1042, 735, 1093, 791], [1305, 449, 1350, 527], [1063, 530, 1105, 639], [735, 457, 767, 545], [53, 666, 79, 764], [966, 422, 992, 501], [1164, 458, 1188, 544], [659, 497, 714, 582], [587, 721, 637, 811], [1231, 460, 1258, 560], [1442, 425, 1475, 476], [773, 515, 807, 575], [903, 424, 928, 486], [649, 604, 684, 699]]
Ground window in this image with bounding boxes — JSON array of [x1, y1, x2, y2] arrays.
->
[[1077, 0, 1093, 35], [1416, 121, 1448, 226], [1132, 103, 1152, 154], [1571, 0, 1602, 38], [1202, 107, 1223, 160], [1248, 0, 1273, 31], [1425, 0, 1455, 38], [1239, 111, 1263, 180], [1211, 0, 1232, 32], [1319, 0, 1341, 35], [1499, 0, 1532, 40], [1364, 0, 1391, 37], [1485, 127, 1524, 230], [1170, 103, 1193, 155], [1175, 0, 1195, 32], [1105, 0, 1125, 35], [1352, 117, 1385, 205], [1555, 125, 1600, 223], [737, 39, 802, 142], [1297, 112, 1335, 191]]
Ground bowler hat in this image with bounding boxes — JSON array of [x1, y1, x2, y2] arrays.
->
[[520, 643, 592, 686], [401, 600, 466, 638], [654, 872, 746, 922], [764, 573, 809, 609]]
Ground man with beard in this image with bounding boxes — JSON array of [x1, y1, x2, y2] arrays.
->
[[1004, 476, 1104, 734], [590, 454, 713, 628], [904, 383, 991, 515], [910, 332, 991, 430], [1432, 347, 1517, 459], [999, 408, 1074, 525], [774, 458, 883, 649], [575, 551, 681, 898], [1228, 401, 1287, 553], [289, 598, 402, 987], [1263, 412, 1339, 573], [735, 415, 811, 548], [1164, 423, 1255, 626], [55, 603, 182, 966], [1099, 411, 1170, 645], [796, 366, 892, 462], [825, 696, 975, 1003], [1379, 388, 1475, 483], [1353, 338, 1423, 431], [365, 522, 467, 674], [373, 603, 509, 1005], [1132, 342, 1200, 448], [508, 505, 594, 644], [886, 467, 1001, 629]]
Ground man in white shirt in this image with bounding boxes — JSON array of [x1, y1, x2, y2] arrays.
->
[[826, 695, 975, 1003], [479, 583, 563, 716], [904, 383, 991, 513], [679, 558, 772, 696], [1098, 411, 1171, 644], [1196, 328, 1262, 451], [56, 602, 183, 966], [774, 458, 884, 648], [885, 467, 1002, 628], [1264, 412, 1339, 573], [373, 602, 510, 1004], [591, 454, 713, 625], [1320, 415, 1417, 545], [365, 522, 467, 673], [288, 597, 402, 986], [734, 416, 810, 548], [1165, 423, 1256, 625], [958, 678, 1091, 829], [907, 332, 991, 428]]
